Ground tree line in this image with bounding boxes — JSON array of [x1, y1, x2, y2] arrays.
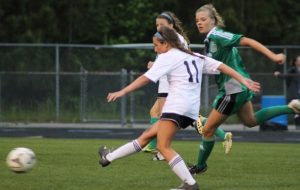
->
[[1, 0, 299, 45], [0, 0, 299, 72]]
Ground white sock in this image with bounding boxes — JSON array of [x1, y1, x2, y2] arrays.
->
[[106, 140, 142, 162], [168, 154, 196, 185]]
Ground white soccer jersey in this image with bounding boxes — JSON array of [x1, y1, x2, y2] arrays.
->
[[144, 48, 221, 120], [157, 33, 188, 94]]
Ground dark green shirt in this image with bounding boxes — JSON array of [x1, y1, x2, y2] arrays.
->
[[206, 27, 251, 95]]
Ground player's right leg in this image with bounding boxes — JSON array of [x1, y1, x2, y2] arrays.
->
[[238, 100, 296, 128], [98, 122, 159, 167]]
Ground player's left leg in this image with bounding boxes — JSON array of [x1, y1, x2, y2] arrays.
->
[[195, 115, 232, 154], [157, 119, 198, 189], [190, 109, 228, 175]]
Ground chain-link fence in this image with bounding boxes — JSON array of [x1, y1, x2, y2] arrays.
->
[[0, 43, 299, 126]]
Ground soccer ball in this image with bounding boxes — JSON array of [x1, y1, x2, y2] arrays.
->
[[6, 147, 36, 173]]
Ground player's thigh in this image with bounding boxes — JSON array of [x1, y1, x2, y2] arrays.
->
[[156, 120, 178, 148]]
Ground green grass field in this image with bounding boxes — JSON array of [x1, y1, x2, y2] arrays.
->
[[0, 137, 299, 190]]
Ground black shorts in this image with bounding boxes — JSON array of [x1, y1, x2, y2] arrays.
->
[[214, 93, 237, 115], [157, 93, 168, 98], [213, 90, 254, 115], [160, 113, 195, 129]]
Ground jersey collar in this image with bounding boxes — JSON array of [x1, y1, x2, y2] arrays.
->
[[205, 27, 217, 40]]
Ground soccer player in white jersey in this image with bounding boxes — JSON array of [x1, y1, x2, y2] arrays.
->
[[98, 26, 260, 190], [143, 11, 190, 157], [144, 12, 233, 160]]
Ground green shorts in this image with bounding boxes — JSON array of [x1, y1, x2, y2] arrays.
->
[[212, 90, 255, 115]]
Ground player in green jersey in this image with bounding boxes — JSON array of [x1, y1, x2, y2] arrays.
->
[[188, 4, 300, 175]]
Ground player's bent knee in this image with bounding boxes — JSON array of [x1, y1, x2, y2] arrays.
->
[[202, 128, 215, 138]]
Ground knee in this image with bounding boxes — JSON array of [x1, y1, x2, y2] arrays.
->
[[156, 141, 168, 153], [202, 127, 215, 138]]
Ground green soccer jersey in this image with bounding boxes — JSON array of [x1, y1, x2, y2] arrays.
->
[[206, 27, 251, 95]]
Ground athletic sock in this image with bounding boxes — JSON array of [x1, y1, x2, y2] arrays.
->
[[255, 105, 294, 125], [214, 128, 226, 139], [150, 117, 159, 125], [106, 139, 142, 162], [169, 154, 196, 185], [196, 137, 215, 169]]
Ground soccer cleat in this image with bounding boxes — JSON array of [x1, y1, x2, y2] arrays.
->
[[170, 182, 199, 190], [188, 163, 208, 175], [98, 146, 111, 167], [195, 114, 205, 135], [152, 152, 165, 161], [222, 132, 233, 155], [288, 99, 300, 114]]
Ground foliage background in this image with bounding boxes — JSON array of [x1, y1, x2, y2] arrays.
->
[[1, 0, 299, 45], [1, 0, 299, 72]]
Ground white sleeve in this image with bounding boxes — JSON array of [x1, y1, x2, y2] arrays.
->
[[202, 56, 221, 74], [144, 54, 173, 82]]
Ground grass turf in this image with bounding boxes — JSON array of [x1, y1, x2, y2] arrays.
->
[[0, 137, 299, 190]]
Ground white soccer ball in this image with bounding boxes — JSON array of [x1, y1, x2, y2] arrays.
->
[[6, 147, 36, 173]]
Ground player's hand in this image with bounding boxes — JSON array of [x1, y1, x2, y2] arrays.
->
[[273, 53, 286, 65], [244, 78, 261, 93], [147, 61, 154, 69], [107, 90, 126, 102]]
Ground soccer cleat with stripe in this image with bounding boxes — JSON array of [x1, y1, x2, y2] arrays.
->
[[187, 163, 208, 175], [288, 99, 300, 114], [98, 146, 111, 167], [170, 182, 199, 190], [222, 132, 233, 155]]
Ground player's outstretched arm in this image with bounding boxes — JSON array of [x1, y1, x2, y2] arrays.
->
[[107, 75, 150, 102], [239, 37, 286, 65], [218, 63, 261, 93]]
